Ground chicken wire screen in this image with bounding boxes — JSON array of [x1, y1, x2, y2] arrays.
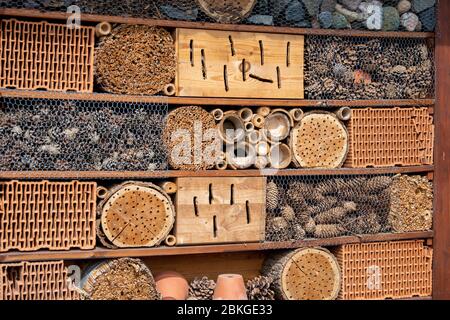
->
[[265, 174, 394, 243], [305, 35, 434, 100], [0, 96, 168, 171], [0, 1, 436, 32]]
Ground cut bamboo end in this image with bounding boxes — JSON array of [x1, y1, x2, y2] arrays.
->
[[97, 186, 108, 199], [163, 83, 176, 96], [256, 141, 270, 156], [238, 108, 254, 122], [263, 113, 291, 143], [211, 108, 224, 121], [271, 109, 295, 127], [245, 121, 255, 132], [164, 235, 177, 247], [335, 107, 352, 121], [159, 181, 177, 195], [290, 108, 304, 122], [269, 143, 292, 169], [95, 21, 112, 37], [218, 112, 245, 143], [226, 142, 256, 170], [254, 156, 269, 169], [215, 159, 228, 170], [256, 106, 271, 117], [247, 130, 261, 144], [252, 114, 265, 129]]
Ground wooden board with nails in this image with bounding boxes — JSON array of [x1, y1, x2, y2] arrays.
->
[[176, 28, 304, 99], [174, 177, 266, 245]]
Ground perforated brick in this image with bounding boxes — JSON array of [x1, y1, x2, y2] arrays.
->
[[0, 180, 97, 252], [0, 19, 94, 92], [0, 260, 79, 300], [334, 240, 432, 300], [345, 108, 434, 168]]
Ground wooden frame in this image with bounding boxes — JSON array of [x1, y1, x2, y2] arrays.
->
[[0, 2, 447, 301], [433, 0, 450, 300]]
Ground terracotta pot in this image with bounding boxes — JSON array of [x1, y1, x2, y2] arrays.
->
[[213, 274, 248, 300], [155, 271, 189, 300]]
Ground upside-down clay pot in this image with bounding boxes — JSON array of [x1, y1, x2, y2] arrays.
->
[[154, 271, 189, 300], [213, 274, 248, 300]]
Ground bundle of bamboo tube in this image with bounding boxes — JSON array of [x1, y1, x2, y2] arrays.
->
[[212, 107, 306, 170]]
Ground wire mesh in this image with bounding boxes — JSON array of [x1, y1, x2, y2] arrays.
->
[[265, 174, 395, 242], [0, 96, 168, 171], [0, 1, 436, 32], [305, 36, 434, 100]]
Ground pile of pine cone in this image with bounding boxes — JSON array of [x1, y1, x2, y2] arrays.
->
[[0, 99, 167, 171], [266, 175, 393, 241], [188, 275, 275, 300], [305, 36, 433, 100]]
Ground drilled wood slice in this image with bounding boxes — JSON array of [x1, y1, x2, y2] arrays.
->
[[290, 111, 348, 168], [262, 247, 341, 300], [99, 182, 175, 248], [196, 0, 257, 23]]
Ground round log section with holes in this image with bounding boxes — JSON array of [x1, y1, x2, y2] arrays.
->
[[98, 182, 175, 248], [196, 0, 257, 24], [163, 106, 217, 170], [290, 111, 349, 168], [95, 25, 176, 95], [262, 248, 341, 300], [82, 258, 161, 300]]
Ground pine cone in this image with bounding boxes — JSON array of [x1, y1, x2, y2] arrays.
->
[[315, 180, 337, 195], [188, 277, 216, 300], [365, 176, 392, 193], [304, 217, 316, 235], [292, 224, 306, 240], [281, 206, 296, 222], [314, 224, 345, 238], [246, 276, 275, 301], [314, 207, 347, 224], [266, 181, 279, 210]]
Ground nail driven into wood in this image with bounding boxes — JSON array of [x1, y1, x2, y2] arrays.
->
[[259, 40, 264, 65], [286, 42, 291, 67], [193, 196, 199, 216], [201, 49, 207, 79], [249, 74, 273, 83], [190, 39, 194, 66], [229, 35, 235, 56], [277, 67, 281, 89], [224, 65, 229, 91]]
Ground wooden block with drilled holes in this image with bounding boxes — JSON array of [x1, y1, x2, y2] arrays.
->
[[175, 177, 266, 245], [176, 29, 304, 99]]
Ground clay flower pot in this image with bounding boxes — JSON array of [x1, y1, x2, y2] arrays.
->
[[213, 274, 248, 300], [155, 271, 189, 300]]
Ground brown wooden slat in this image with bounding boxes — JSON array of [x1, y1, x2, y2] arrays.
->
[[0, 231, 433, 263], [0, 166, 434, 180], [0, 89, 435, 107], [0, 8, 434, 39], [433, 0, 450, 300]]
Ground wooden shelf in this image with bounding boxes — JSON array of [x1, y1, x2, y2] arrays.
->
[[0, 231, 433, 263], [0, 166, 434, 180], [0, 89, 435, 108], [0, 8, 435, 39]]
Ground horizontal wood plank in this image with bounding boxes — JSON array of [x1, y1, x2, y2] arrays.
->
[[0, 8, 434, 39], [0, 231, 433, 263], [0, 89, 435, 107], [0, 166, 434, 180]]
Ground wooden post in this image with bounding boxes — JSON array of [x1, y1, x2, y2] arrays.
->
[[433, 0, 450, 300]]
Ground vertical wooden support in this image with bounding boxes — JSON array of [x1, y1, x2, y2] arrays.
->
[[433, 0, 450, 300]]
